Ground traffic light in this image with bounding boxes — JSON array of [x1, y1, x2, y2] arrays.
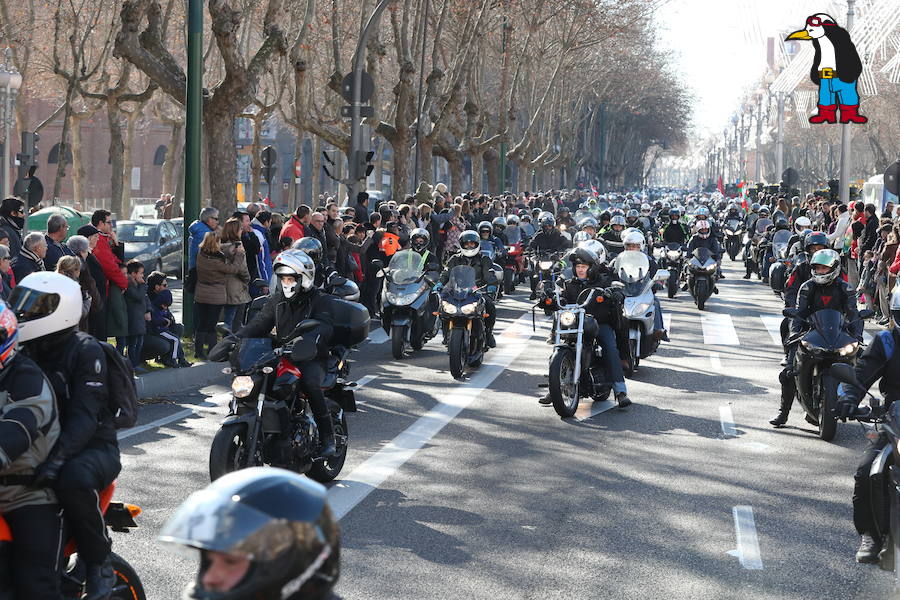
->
[[322, 150, 340, 181], [16, 131, 39, 181], [351, 150, 374, 182]]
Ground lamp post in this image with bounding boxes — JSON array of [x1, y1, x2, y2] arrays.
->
[[0, 48, 22, 197], [775, 91, 785, 181]]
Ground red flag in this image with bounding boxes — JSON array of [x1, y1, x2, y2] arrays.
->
[[717, 176, 724, 195], [591, 185, 599, 198]]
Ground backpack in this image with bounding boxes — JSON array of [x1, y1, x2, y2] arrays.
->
[[64, 335, 140, 429]]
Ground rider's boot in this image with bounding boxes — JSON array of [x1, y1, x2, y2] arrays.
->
[[615, 392, 632, 408], [770, 368, 794, 427], [486, 329, 496, 348], [317, 417, 338, 458]]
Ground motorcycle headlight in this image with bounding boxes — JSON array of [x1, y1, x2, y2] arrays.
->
[[231, 375, 255, 398], [629, 302, 651, 316], [559, 310, 577, 327], [705, 263, 718, 272], [508, 246, 516, 253], [539, 260, 553, 270], [839, 342, 859, 356], [725, 229, 735, 235], [441, 301, 458, 314], [801, 339, 813, 351], [386, 289, 421, 306], [667, 250, 681, 260], [461, 302, 479, 315]]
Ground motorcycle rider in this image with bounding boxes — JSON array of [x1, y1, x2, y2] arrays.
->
[[528, 214, 570, 300], [11, 272, 122, 600], [478, 220, 505, 256], [159, 467, 342, 600], [834, 326, 900, 564], [238, 251, 339, 458], [576, 216, 599, 239], [778, 232, 829, 364], [491, 217, 509, 245], [684, 220, 723, 286], [439, 230, 499, 348], [539, 247, 632, 408], [771, 249, 861, 427], [600, 215, 627, 257], [0, 299, 62, 600], [660, 208, 690, 246]]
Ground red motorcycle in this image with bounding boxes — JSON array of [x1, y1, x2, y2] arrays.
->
[[502, 225, 526, 294], [0, 481, 145, 600]]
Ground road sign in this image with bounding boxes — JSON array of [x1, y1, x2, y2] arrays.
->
[[884, 161, 900, 196], [342, 105, 374, 118], [340, 71, 375, 104], [261, 146, 277, 167]]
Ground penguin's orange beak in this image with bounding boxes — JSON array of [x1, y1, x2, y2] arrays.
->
[[786, 29, 812, 41]]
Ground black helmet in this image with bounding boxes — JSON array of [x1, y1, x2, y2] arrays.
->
[[410, 228, 430, 252], [668, 207, 681, 219], [539, 214, 556, 232], [774, 217, 789, 230], [477, 221, 493, 238], [750, 203, 760, 213], [569, 246, 599, 268], [291, 237, 323, 264], [625, 209, 639, 224], [803, 232, 828, 253], [160, 467, 340, 600], [491, 217, 507, 231]]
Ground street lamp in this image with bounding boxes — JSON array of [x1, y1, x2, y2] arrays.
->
[[0, 48, 22, 197]]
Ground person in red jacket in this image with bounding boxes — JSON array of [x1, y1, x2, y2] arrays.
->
[[90, 210, 128, 292], [280, 205, 311, 245]]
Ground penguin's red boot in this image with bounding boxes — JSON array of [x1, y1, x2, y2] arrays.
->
[[839, 105, 868, 124], [808, 104, 837, 124]]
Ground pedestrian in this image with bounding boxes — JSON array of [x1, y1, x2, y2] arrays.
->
[[219, 218, 251, 331], [55, 255, 92, 328], [65, 234, 103, 333], [187, 206, 220, 290], [43, 214, 74, 271], [280, 205, 310, 244], [11, 231, 46, 282], [74, 224, 108, 339], [106, 263, 129, 355], [124, 259, 151, 373], [0, 246, 11, 299], [336, 221, 374, 282], [250, 210, 274, 292], [91, 210, 128, 349], [306, 211, 328, 257], [324, 203, 342, 266], [194, 231, 244, 358], [0, 197, 24, 259], [145, 272, 190, 367]]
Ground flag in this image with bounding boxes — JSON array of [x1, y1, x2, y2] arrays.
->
[[591, 185, 599, 198], [717, 175, 724, 195]]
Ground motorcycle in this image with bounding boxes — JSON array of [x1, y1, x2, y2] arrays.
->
[[687, 247, 718, 311], [655, 242, 684, 299], [547, 286, 618, 418], [501, 225, 526, 294], [745, 217, 772, 278], [724, 218, 744, 261], [0, 482, 144, 600], [479, 241, 505, 301], [440, 265, 489, 380], [614, 250, 669, 376], [831, 362, 900, 583], [208, 299, 370, 482], [768, 229, 793, 295], [530, 250, 565, 315], [378, 250, 441, 360], [782, 307, 873, 441]]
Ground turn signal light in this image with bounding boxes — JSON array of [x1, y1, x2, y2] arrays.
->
[[125, 504, 142, 518], [596, 297, 604, 303], [544, 299, 552, 305]]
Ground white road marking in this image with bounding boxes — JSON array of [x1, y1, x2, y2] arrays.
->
[[367, 329, 389, 344], [863, 331, 873, 345], [576, 399, 617, 421], [700, 314, 740, 345], [662, 313, 672, 335], [328, 312, 537, 520], [118, 393, 230, 441], [719, 405, 737, 437], [759, 315, 783, 346], [709, 351, 722, 370], [731, 505, 764, 570], [353, 375, 377, 390]]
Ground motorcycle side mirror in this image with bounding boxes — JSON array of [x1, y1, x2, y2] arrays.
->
[[782, 308, 799, 319], [371, 259, 384, 270], [829, 363, 864, 390], [215, 322, 232, 337], [858, 309, 875, 320]]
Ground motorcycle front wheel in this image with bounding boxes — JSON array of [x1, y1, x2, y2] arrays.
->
[[549, 347, 579, 418], [209, 422, 250, 481], [391, 323, 408, 360], [448, 328, 466, 379], [694, 279, 708, 311], [817, 373, 839, 442]]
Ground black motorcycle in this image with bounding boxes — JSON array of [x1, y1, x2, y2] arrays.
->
[[724, 218, 744, 261], [831, 363, 900, 581], [783, 307, 872, 441], [208, 300, 369, 481], [655, 242, 684, 299], [377, 250, 441, 360], [687, 247, 717, 310], [529, 250, 565, 314], [440, 265, 489, 379], [767, 229, 792, 295], [745, 217, 772, 278]]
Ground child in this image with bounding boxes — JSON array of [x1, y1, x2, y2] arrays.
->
[[124, 259, 151, 373], [149, 287, 191, 368]]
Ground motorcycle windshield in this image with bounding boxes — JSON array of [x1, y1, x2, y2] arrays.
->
[[807, 309, 853, 350], [692, 247, 713, 264], [237, 338, 275, 371], [755, 218, 772, 234], [388, 250, 425, 285], [479, 240, 496, 259], [615, 251, 651, 295], [726, 219, 742, 231], [772, 230, 791, 246], [504, 226, 522, 245], [446, 265, 478, 301], [666, 242, 682, 252]]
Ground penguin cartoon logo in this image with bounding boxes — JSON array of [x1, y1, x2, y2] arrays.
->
[[786, 13, 867, 125]]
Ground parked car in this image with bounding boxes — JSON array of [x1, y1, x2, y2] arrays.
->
[[130, 203, 158, 220], [26, 206, 90, 239], [118, 219, 183, 276]]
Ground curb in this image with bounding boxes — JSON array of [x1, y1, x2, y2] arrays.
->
[[135, 361, 228, 399]]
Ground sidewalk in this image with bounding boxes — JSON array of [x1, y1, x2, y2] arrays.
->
[[135, 360, 228, 399]]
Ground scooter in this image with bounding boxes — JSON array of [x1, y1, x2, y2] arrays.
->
[[687, 247, 718, 311], [0, 482, 144, 600], [376, 251, 441, 359], [614, 250, 669, 376]]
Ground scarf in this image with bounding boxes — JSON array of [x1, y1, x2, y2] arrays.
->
[[19, 246, 45, 272]]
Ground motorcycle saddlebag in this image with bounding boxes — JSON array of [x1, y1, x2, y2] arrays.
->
[[329, 298, 371, 347]]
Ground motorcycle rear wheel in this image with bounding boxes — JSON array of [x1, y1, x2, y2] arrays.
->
[[818, 373, 839, 442], [309, 410, 349, 482], [549, 348, 579, 418], [667, 276, 678, 299], [391, 324, 408, 360], [110, 552, 146, 600], [448, 328, 466, 379], [209, 422, 250, 481], [504, 269, 515, 295]]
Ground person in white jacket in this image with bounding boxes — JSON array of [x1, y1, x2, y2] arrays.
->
[[827, 204, 851, 250]]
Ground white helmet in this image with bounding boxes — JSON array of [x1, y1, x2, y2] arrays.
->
[[578, 239, 607, 264], [794, 216, 811, 233], [640, 203, 652, 216], [696, 219, 711, 239], [622, 230, 646, 251], [459, 230, 481, 257], [273, 250, 316, 299], [9, 272, 82, 342]]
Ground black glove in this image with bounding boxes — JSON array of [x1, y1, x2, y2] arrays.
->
[[33, 456, 66, 487]]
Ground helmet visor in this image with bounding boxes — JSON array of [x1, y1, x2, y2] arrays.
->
[[7, 286, 61, 323]]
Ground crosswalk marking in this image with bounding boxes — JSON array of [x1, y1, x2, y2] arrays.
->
[[367, 329, 389, 344], [759, 315, 783, 346], [700, 314, 740, 346], [663, 313, 672, 335]]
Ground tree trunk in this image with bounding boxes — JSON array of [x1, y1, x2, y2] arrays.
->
[[392, 138, 411, 204], [162, 121, 183, 195], [418, 137, 434, 189], [204, 111, 238, 212], [447, 155, 463, 195], [375, 139, 385, 192], [123, 110, 140, 217], [70, 116, 85, 208], [107, 101, 126, 217], [53, 86, 76, 203], [312, 136, 321, 206], [470, 150, 483, 193], [484, 149, 499, 194]]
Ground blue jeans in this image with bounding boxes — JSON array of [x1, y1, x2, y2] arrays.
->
[[223, 305, 239, 331], [126, 335, 144, 367], [595, 322, 627, 395], [818, 77, 859, 106]]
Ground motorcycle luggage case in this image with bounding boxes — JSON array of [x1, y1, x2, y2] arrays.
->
[[329, 298, 371, 346]]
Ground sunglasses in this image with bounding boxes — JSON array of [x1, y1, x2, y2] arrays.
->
[[806, 16, 834, 27]]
